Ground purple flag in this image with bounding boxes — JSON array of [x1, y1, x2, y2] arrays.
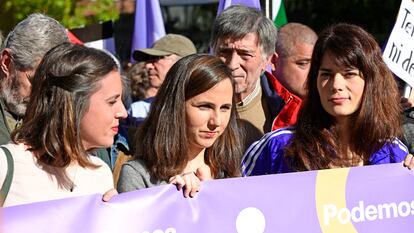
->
[[217, 0, 261, 15], [131, 0, 166, 61]]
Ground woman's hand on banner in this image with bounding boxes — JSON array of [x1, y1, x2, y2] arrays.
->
[[404, 154, 414, 169], [102, 188, 118, 202]]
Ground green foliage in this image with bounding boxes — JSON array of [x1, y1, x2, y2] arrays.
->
[[0, 0, 119, 33]]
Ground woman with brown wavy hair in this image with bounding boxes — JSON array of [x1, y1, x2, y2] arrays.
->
[[118, 54, 243, 197], [242, 23, 414, 176], [0, 43, 127, 206]]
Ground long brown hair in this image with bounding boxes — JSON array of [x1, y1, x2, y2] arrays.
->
[[12, 43, 118, 189], [286, 23, 402, 171], [135, 54, 243, 180]]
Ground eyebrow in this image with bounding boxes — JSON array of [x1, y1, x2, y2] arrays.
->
[[319, 67, 358, 72], [105, 94, 121, 101], [296, 58, 311, 62], [194, 101, 232, 106], [194, 101, 215, 107], [218, 46, 255, 54]]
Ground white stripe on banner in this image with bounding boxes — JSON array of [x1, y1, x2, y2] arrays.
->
[[84, 38, 116, 55], [272, 0, 282, 20]]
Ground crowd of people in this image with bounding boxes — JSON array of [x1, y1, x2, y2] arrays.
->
[[0, 5, 414, 208]]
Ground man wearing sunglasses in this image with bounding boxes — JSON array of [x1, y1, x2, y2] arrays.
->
[[129, 34, 197, 120]]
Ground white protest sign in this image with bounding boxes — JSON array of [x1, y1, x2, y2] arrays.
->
[[383, 0, 414, 88]]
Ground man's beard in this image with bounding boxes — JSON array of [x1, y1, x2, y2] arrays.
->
[[0, 73, 27, 117]]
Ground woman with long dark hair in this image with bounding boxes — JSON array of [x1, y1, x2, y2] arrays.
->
[[243, 23, 414, 176], [118, 54, 243, 197]]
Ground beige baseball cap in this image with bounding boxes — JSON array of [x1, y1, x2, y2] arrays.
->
[[133, 34, 197, 61]]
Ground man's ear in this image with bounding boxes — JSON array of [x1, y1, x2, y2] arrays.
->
[[0, 49, 12, 77], [270, 52, 279, 71]]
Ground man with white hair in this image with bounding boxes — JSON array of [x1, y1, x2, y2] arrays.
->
[[0, 13, 69, 144], [211, 5, 279, 150]]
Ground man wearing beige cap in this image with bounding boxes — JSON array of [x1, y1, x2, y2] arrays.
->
[[129, 34, 196, 120]]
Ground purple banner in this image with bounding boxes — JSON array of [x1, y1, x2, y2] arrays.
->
[[217, 0, 261, 15], [1, 163, 413, 233]]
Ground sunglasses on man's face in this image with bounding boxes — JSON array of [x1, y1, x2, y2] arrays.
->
[[147, 55, 167, 62]]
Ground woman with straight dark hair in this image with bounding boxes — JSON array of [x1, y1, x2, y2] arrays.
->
[[118, 54, 243, 197], [243, 23, 414, 176], [0, 43, 127, 206]]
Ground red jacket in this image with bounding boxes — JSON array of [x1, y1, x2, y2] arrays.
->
[[262, 72, 302, 131]]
